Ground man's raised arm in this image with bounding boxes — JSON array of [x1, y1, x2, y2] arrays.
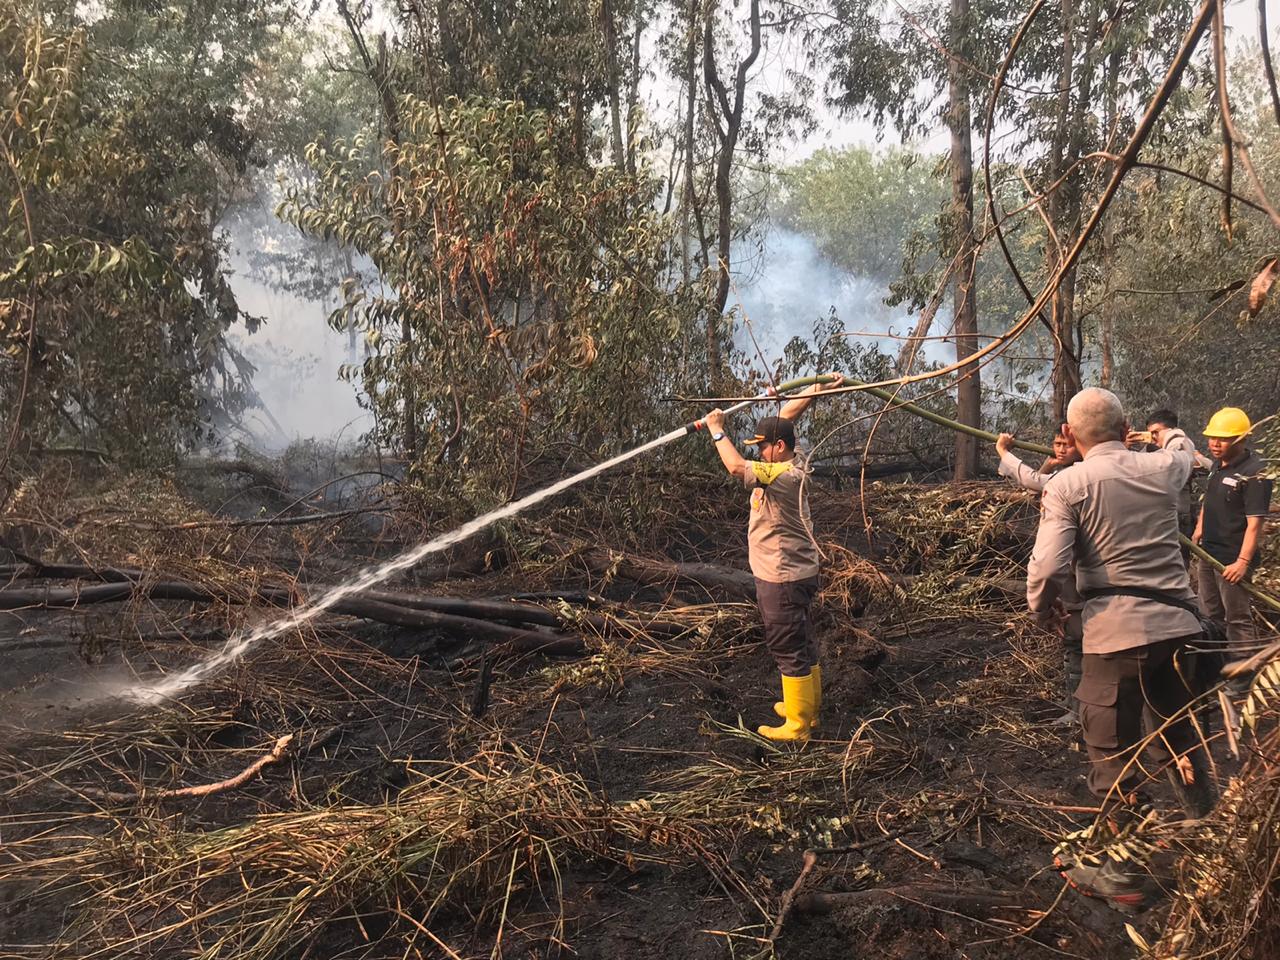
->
[[778, 373, 844, 421]]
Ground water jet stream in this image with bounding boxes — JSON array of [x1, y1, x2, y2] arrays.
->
[[133, 376, 870, 702], [134, 424, 708, 703]]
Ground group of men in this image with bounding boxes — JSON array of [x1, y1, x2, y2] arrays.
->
[[704, 381, 1273, 910], [1002, 392, 1271, 905]]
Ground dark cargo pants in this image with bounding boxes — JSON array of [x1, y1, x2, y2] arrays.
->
[[1075, 635, 1201, 801], [755, 576, 819, 677]]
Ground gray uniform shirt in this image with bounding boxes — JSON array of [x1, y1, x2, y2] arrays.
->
[[1026, 440, 1199, 654], [1158, 427, 1211, 515], [998, 450, 1056, 493]]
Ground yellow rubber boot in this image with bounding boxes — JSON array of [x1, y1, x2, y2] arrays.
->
[[759, 672, 815, 742], [774, 664, 820, 728]]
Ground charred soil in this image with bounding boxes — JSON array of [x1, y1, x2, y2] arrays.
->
[[0, 463, 1233, 958]]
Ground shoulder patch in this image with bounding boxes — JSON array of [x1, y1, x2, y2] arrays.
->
[[750, 461, 793, 486]]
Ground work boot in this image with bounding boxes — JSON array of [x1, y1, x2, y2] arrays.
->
[[759, 672, 815, 742], [1055, 855, 1157, 912], [774, 664, 821, 729]]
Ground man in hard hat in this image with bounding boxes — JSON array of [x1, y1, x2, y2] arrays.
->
[[1026, 388, 1213, 908], [995, 426, 1083, 724], [703, 374, 844, 743], [1193, 407, 1273, 695]]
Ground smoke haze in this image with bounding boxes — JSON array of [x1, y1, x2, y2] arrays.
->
[[223, 210, 373, 449], [729, 225, 947, 367]]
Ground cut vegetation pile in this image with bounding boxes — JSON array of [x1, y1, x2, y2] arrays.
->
[[0, 459, 1277, 958]]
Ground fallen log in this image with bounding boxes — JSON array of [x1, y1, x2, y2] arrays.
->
[[578, 549, 757, 600], [357, 589, 687, 637], [0, 561, 687, 637], [0, 580, 572, 647], [162, 507, 390, 531]]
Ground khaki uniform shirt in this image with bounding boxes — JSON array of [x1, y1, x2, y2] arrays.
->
[[1026, 441, 1199, 654], [743, 452, 820, 583], [999, 450, 1082, 610]]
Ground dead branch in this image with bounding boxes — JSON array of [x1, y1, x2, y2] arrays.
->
[[78, 734, 295, 804], [156, 733, 294, 798]]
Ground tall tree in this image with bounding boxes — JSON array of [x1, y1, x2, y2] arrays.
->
[[702, 0, 763, 383], [948, 0, 982, 479], [0, 0, 295, 464], [336, 0, 418, 458], [814, 0, 991, 476]]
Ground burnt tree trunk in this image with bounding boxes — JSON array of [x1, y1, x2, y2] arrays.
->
[[702, 0, 762, 385], [602, 0, 626, 170], [1045, 0, 1080, 424], [948, 0, 981, 480], [337, 5, 418, 458]]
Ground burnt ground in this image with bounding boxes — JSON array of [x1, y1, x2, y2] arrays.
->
[[0, 464, 1213, 959]]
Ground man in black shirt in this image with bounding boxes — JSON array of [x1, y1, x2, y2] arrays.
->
[[1193, 407, 1273, 693]]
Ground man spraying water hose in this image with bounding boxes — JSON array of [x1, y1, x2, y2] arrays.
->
[[703, 374, 844, 743]]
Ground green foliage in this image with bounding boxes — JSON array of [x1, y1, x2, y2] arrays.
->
[[777, 147, 947, 283], [1106, 82, 1280, 432], [1, 1, 296, 462], [279, 95, 705, 504]]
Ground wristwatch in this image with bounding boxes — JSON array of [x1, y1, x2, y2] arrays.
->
[[711, 432, 726, 442]]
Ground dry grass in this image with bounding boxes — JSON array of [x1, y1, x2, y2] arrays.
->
[[7, 744, 734, 960], [1154, 661, 1280, 959], [5, 466, 1280, 958]]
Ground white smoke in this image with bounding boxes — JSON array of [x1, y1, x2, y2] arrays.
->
[[728, 225, 949, 366], [221, 207, 374, 449]]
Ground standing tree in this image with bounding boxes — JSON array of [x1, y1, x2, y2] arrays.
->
[[809, 0, 996, 478], [702, 0, 763, 382], [948, 0, 982, 478]]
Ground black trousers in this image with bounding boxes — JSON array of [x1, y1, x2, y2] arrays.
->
[[1076, 635, 1201, 801], [755, 576, 819, 676]]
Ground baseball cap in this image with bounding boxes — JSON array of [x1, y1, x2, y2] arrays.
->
[[746, 416, 796, 447]]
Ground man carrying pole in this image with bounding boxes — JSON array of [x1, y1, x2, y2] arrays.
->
[[1193, 407, 1273, 696], [1025, 388, 1213, 908], [703, 374, 844, 743]]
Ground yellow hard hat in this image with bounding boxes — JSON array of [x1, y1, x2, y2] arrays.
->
[[1203, 407, 1252, 438]]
